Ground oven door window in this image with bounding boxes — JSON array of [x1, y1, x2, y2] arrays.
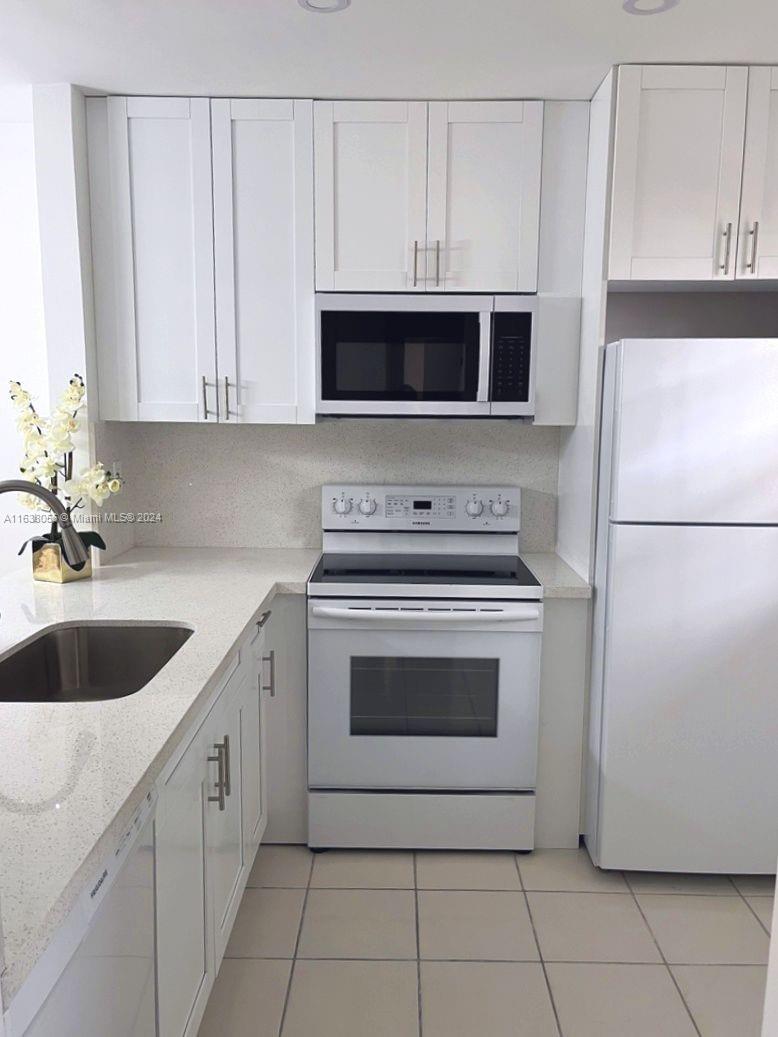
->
[[350, 656, 498, 737], [320, 311, 480, 402]]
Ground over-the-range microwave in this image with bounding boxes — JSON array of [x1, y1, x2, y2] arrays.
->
[[315, 294, 537, 418]]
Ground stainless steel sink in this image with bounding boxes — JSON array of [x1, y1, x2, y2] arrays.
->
[[0, 623, 193, 703]]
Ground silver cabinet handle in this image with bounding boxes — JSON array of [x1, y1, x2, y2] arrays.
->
[[223, 377, 238, 420], [202, 375, 216, 419], [435, 239, 441, 287], [223, 733, 231, 798], [262, 649, 276, 697], [720, 222, 733, 275], [747, 220, 760, 272], [207, 740, 227, 811], [256, 610, 272, 630], [412, 240, 419, 287]]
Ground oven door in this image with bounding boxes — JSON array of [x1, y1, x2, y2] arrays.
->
[[307, 599, 542, 790], [316, 294, 492, 416]]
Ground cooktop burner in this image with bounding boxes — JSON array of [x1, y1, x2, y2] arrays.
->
[[309, 553, 541, 588]]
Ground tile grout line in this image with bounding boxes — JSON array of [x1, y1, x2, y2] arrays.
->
[[413, 851, 423, 1037], [623, 871, 703, 1037], [515, 854, 564, 1037], [731, 881, 774, 938], [277, 851, 315, 1037]]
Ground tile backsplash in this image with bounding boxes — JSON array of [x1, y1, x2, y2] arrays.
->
[[94, 420, 560, 559]]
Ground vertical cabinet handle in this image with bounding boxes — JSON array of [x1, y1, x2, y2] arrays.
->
[[207, 740, 227, 811], [262, 649, 276, 697], [719, 222, 733, 275], [747, 221, 760, 273], [435, 239, 441, 287], [223, 734, 232, 798], [202, 376, 216, 419], [256, 610, 271, 630], [412, 240, 419, 287], [223, 377, 238, 420]]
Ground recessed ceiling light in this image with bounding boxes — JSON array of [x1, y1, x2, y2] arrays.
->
[[298, 0, 351, 12], [623, 0, 680, 13]]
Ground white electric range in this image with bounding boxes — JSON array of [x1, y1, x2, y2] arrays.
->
[[307, 484, 543, 851]]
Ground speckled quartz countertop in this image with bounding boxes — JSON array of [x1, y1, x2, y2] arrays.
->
[[0, 547, 318, 1006], [521, 552, 591, 599]]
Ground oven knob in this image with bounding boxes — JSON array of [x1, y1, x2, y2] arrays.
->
[[333, 496, 352, 515], [358, 496, 377, 516], [490, 498, 510, 517], [465, 498, 484, 517]]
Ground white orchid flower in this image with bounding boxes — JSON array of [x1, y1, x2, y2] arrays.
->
[[34, 457, 58, 480]]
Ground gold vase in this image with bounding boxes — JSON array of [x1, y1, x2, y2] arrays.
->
[[32, 540, 92, 584]]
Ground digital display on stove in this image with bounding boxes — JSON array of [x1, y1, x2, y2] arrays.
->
[[413, 500, 432, 510]]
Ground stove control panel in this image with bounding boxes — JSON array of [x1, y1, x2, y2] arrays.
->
[[323, 485, 520, 532]]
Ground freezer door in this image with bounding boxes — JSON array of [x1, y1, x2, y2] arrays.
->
[[593, 523, 778, 873], [607, 338, 778, 523]]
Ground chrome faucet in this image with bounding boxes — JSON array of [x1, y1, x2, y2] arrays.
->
[[0, 480, 89, 570]]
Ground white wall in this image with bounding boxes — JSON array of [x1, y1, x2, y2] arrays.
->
[[0, 87, 49, 574], [556, 70, 615, 579]]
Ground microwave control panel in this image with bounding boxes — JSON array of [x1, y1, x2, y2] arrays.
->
[[490, 312, 533, 403]]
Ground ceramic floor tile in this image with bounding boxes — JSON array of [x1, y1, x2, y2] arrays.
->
[[418, 890, 538, 961], [310, 850, 414, 889], [636, 894, 770, 965], [420, 962, 557, 1037], [527, 892, 660, 963], [282, 960, 419, 1037], [197, 958, 291, 1037], [732, 875, 776, 896], [519, 848, 628, 893], [546, 963, 697, 1037], [297, 889, 417, 959], [672, 965, 767, 1037], [247, 844, 313, 888], [627, 872, 737, 896], [415, 851, 521, 890], [746, 896, 774, 933], [225, 889, 305, 958]]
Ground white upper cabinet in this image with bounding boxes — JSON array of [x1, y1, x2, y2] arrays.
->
[[609, 65, 748, 281], [426, 101, 543, 292], [87, 97, 217, 420], [739, 67, 778, 279], [314, 100, 428, 291], [212, 99, 315, 424]]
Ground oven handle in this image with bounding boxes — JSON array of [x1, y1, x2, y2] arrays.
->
[[310, 605, 541, 623]]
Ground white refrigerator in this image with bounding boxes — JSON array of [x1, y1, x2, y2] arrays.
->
[[586, 338, 778, 873]]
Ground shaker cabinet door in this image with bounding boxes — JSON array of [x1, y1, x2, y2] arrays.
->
[[212, 99, 315, 424], [426, 101, 543, 292], [738, 67, 778, 279], [609, 65, 748, 281], [87, 96, 217, 421], [314, 100, 428, 291]]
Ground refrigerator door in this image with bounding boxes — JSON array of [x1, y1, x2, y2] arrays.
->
[[607, 338, 778, 524], [593, 522, 778, 873]]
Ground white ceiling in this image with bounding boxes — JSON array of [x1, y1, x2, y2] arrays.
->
[[1, 0, 777, 100]]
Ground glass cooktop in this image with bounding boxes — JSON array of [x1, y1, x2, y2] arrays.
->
[[309, 553, 541, 588]]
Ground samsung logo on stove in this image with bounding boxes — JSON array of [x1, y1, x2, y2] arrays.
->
[[412, 521, 431, 526]]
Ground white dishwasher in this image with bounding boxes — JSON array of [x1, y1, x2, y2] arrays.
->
[[5, 791, 157, 1037]]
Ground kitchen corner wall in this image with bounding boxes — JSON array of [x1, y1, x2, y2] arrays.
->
[[93, 420, 560, 559]]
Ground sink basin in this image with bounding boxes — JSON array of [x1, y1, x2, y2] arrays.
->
[[0, 623, 193, 703]]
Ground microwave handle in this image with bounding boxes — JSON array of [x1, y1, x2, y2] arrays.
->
[[477, 311, 491, 403]]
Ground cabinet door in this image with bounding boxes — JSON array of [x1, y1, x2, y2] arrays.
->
[[427, 101, 543, 292], [205, 672, 245, 964], [156, 725, 212, 1037], [314, 100, 427, 291], [241, 623, 268, 853], [94, 97, 217, 420], [212, 99, 315, 424], [738, 67, 778, 279], [609, 65, 748, 281]]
